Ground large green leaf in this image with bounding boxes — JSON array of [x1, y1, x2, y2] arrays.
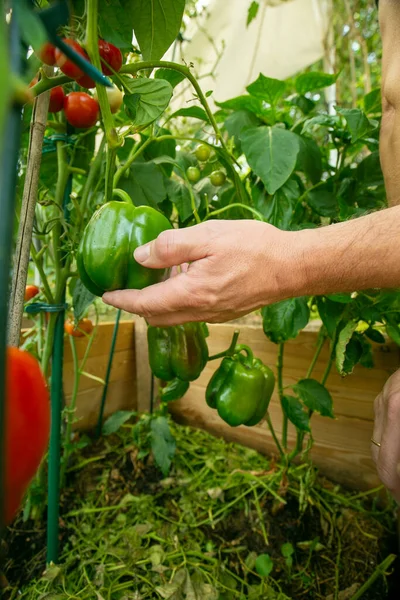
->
[[293, 379, 334, 418], [316, 296, 345, 339], [295, 136, 322, 184], [307, 187, 338, 218], [335, 321, 358, 375], [216, 95, 264, 115], [224, 110, 260, 151], [132, 0, 185, 60], [72, 0, 134, 48], [252, 179, 299, 230], [166, 178, 200, 222], [169, 106, 209, 122], [119, 161, 166, 208], [240, 126, 299, 194], [282, 396, 310, 432], [337, 107, 375, 143], [262, 297, 310, 344], [123, 77, 173, 127], [246, 73, 286, 106], [295, 71, 338, 95]]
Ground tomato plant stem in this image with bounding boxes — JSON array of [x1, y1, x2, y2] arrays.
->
[[205, 204, 264, 222], [306, 328, 327, 378], [265, 413, 284, 457]]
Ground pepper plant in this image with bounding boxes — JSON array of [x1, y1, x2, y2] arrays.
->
[[8, 0, 396, 535]]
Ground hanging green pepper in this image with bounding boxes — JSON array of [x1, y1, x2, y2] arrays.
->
[[148, 322, 209, 382], [206, 345, 275, 427], [77, 200, 172, 296], [160, 378, 190, 403]]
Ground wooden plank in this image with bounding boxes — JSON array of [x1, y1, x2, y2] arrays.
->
[[63, 320, 135, 362], [67, 378, 137, 431], [135, 317, 152, 412]]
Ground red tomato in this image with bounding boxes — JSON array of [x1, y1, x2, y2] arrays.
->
[[55, 39, 88, 80], [64, 318, 94, 338], [76, 73, 96, 89], [5, 347, 50, 525], [37, 42, 57, 66], [48, 86, 65, 113], [24, 285, 39, 302], [29, 76, 38, 88], [63, 92, 99, 128], [98, 39, 123, 75]]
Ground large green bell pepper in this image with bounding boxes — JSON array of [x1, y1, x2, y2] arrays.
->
[[77, 200, 172, 296], [206, 345, 275, 427], [148, 322, 209, 382]]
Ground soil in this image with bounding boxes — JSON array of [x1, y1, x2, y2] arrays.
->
[[1, 421, 399, 600]]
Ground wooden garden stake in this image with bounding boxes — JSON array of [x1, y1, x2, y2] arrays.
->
[[8, 67, 52, 347]]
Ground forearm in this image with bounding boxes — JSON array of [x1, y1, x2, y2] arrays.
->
[[295, 206, 400, 296]]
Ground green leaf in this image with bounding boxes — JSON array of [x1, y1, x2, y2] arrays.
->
[[281, 396, 310, 432], [307, 187, 338, 218], [166, 178, 199, 222], [365, 328, 385, 344], [123, 77, 173, 127], [295, 71, 338, 95], [316, 297, 345, 339], [386, 323, 400, 345], [336, 107, 374, 143], [224, 110, 260, 151], [335, 321, 358, 375], [356, 334, 374, 369], [150, 416, 176, 476], [326, 293, 353, 304], [262, 297, 310, 344], [301, 114, 339, 135], [169, 106, 209, 122], [293, 379, 334, 418], [295, 136, 322, 184], [73, 0, 136, 48], [132, 0, 185, 61], [281, 542, 294, 558], [155, 68, 186, 88], [247, 1, 260, 26], [240, 126, 299, 194], [356, 151, 383, 186], [246, 73, 286, 106], [119, 161, 166, 208], [103, 410, 136, 435], [216, 95, 264, 115], [255, 554, 273, 577], [363, 88, 381, 114], [14, 0, 47, 52], [72, 279, 95, 321], [252, 179, 299, 230]]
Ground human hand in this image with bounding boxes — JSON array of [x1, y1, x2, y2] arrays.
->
[[102, 219, 305, 326], [372, 369, 400, 503]]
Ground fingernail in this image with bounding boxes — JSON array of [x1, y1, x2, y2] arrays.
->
[[102, 293, 111, 304], [134, 243, 150, 263]]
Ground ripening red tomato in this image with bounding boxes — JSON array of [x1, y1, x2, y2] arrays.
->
[[55, 39, 87, 80], [63, 92, 99, 128], [48, 86, 65, 113], [76, 73, 96, 89], [98, 39, 123, 75], [37, 42, 57, 66], [4, 347, 50, 525], [24, 285, 39, 302], [64, 318, 94, 338]]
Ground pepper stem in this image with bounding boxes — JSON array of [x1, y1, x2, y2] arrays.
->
[[234, 344, 254, 367], [208, 329, 240, 361], [113, 188, 133, 204]]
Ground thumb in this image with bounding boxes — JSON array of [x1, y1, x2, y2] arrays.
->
[[134, 223, 210, 268]]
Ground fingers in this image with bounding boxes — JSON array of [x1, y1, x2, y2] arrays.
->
[[134, 224, 211, 269], [371, 392, 384, 465], [102, 273, 197, 319]]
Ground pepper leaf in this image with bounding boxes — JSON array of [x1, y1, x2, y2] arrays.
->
[[295, 71, 338, 95], [281, 396, 310, 432], [132, 0, 185, 61], [246, 73, 286, 106], [255, 553, 274, 577], [240, 126, 300, 194], [335, 321, 358, 375], [72, 278, 95, 322], [316, 296, 345, 339], [103, 410, 136, 435], [262, 297, 310, 344], [118, 161, 166, 208], [293, 379, 334, 418], [122, 77, 173, 127]]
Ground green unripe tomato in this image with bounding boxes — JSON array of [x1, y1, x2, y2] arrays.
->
[[195, 144, 211, 162], [186, 166, 201, 183], [210, 170, 226, 187]]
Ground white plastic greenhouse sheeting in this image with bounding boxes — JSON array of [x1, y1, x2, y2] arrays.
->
[[165, 0, 332, 108]]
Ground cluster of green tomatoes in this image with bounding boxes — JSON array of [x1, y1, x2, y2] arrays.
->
[[187, 144, 227, 187]]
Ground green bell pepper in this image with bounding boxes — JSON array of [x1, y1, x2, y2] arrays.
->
[[159, 378, 190, 403], [206, 345, 275, 427], [77, 200, 172, 296], [148, 322, 209, 382]]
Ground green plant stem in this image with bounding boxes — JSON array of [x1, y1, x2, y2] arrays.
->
[[265, 412, 284, 457], [321, 352, 334, 386], [113, 135, 154, 187], [306, 329, 327, 378], [85, 0, 121, 150], [105, 147, 116, 203], [205, 203, 264, 221], [277, 343, 287, 448], [32, 73, 71, 96], [60, 336, 80, 487], [79, 134, 106, 220], [208, 330, 240, 361], [30, 243, 54, 303], [53, 141, 69, 283], [349, 554, 396, 600]]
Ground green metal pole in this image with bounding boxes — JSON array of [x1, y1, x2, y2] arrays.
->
[[46, 174, 72, 564], [95, 309, 121, 438], [0, 4, 22, 536]]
